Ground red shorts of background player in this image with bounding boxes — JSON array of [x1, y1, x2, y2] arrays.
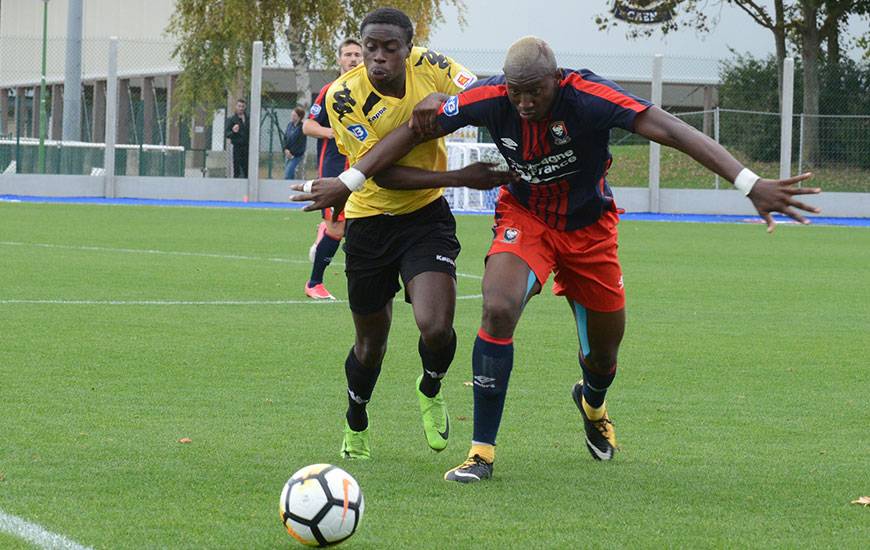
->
[[321, 208, 346, 222], [487, 190, 625, 312]]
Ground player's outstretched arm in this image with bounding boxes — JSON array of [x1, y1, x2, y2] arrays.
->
[[290, 93, 458, 211], [375, 162, 517, 191], [302, 118, 333, 140], [633, 106, 822, 232]]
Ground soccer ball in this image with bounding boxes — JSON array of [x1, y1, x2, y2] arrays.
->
[[279, 464, 364, 547]]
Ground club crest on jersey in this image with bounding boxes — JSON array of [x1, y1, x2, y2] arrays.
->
[[309, 103, 322, 117], [347, 124, 368, 142], [501, 227, 520, 243], [443, 95, 460, 117], [453, 70, 477, 89], [550, 121, 571, 145]]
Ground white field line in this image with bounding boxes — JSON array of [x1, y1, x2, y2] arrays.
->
[[0, 295, 483, 306], [0, 241, 483, 280], [0, 508, 93, 550]]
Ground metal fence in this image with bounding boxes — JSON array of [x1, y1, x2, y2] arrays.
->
[[2, 34, 868, 195]]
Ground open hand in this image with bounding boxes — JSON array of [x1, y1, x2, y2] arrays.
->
[[747, 173, 821, 233], [290, 178, 351, 214]]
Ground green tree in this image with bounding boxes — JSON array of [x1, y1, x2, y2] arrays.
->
[[166, 0, 465, 119], [718, 53, 870, 167], [596, 1, 870, 166]]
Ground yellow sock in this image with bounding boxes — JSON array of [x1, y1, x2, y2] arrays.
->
[[582, 396, 607, 421], [469, 443, 495, 463]]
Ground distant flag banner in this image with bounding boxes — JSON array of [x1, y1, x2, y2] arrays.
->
[[611, 1, 674, 24]]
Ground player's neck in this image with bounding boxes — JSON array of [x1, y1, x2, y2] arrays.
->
[[372, 74, 407, 99]]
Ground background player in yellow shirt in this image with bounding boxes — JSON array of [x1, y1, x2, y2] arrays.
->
[[302, 8, 512, 459]]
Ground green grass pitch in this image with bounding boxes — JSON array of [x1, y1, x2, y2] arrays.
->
[[1, 202, 868, 548]]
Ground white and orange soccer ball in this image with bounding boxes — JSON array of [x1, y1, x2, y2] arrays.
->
[[279, 464, 364, 547]]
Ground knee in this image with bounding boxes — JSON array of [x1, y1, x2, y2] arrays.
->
[[481, 294, 522, 336], [419, 321, 454, 351], [355, 339, 387, 369]]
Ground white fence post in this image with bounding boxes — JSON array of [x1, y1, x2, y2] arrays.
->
[[797, 113, 805, 180], [103, 37, 118, 198], [247, 41, 263, 201], [714, 107, 720, 190], [779, 57, 795, 180], [648, 54, 663, 212]]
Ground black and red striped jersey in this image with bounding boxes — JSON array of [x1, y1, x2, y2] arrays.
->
[[309, 82, 349, 178], [436, 69, 652, 231]]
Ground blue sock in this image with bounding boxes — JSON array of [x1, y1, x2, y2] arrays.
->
[[579, 354, 616, 409], [573, 301, 616, 408], [308, 234, 340, 286], [471, 328, 514, 446]]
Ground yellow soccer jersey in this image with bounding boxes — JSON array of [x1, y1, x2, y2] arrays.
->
[[326, 46, 477, 218]]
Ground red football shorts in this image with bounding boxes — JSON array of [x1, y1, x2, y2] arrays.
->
[[488, 190, 625, 312], [321, 207, 346, 222]]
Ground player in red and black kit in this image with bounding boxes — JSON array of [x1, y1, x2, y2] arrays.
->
[[293, 36, 821, 482], [301, 38, 363, 300]]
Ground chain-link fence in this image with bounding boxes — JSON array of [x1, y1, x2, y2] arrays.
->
[[2, 34, 868, 192]]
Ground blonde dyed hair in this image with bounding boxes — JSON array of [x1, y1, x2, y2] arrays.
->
[[503, 36, 557, 78]]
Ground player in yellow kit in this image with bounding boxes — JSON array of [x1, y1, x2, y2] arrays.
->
[[313, 8, 511, 459]]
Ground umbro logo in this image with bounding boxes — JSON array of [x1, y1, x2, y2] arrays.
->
[[473, 375, 496, 389], [500, 138, 518, 150]]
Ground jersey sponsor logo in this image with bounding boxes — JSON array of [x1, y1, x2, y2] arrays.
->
[[367, 106, 387, 123], [415, 49, 452, 77], [442, 95, 460, 117], [550, 120, 571, 145], [347, 124, 368, 141], [309, 103, 322, 117], [618, 275, 624, 289], [507, 149, 579, 183], [331, 83, 356, 122], [453, 70, 477, 89], [502, 227, 519, 243], [500, 137, 518, 150]]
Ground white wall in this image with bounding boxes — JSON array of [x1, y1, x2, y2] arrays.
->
[[0, 0, 175, 39]]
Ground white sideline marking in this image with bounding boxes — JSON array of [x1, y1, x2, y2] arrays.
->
[[0, 241, 483, 280], [0, 508, 92, 550], [0, 299, 346, 306], [0, 295, 483, 306]]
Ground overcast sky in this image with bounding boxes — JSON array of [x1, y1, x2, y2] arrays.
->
[[428, 0, 870, 60]]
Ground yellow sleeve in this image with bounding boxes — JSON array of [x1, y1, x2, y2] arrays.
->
[[324, 80, 380, 161], [413, 48, 478, 95]]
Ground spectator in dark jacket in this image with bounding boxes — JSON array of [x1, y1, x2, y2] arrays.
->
[[225, 98, 249, 178], [283, 106, 307, 180]]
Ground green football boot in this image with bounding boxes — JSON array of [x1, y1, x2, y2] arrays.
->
[[339, 421, 371, 460], [416, 374, 450, 452]]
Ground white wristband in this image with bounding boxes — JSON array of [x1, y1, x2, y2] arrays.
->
[[733, 168, 760, 196], [338, 167, 367, 192]]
